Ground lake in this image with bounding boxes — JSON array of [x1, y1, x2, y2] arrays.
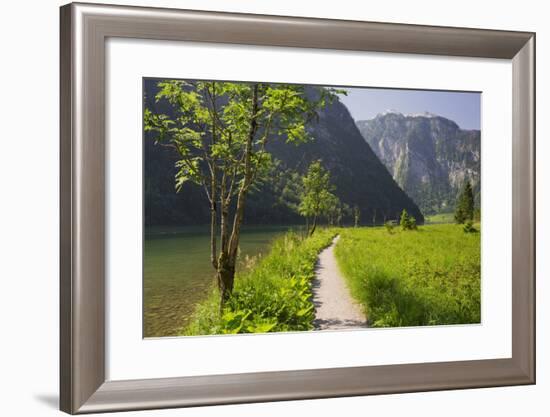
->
[[144, 225, 295, 337]]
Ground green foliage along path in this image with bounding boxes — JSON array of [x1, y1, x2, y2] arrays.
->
[[334, 224, 480, 327], [184, 229, 336, 335]]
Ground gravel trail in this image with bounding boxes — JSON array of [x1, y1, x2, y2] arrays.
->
[[312, 236, 368, 330]]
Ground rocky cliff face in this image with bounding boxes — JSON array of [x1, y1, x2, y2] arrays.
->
[[144, 81, 424, 226], [356, 112, 480, 214]]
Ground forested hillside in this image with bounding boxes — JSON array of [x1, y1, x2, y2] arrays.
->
[[144, 80, 423, 226]]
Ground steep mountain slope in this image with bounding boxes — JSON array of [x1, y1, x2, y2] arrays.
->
[[356, 112, 480, 214], [144, 81, 423, 226]]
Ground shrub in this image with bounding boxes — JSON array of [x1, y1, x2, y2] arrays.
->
[[385, 221, 396, 234], [463, 221, 478, 233], [400, 209, 417, 230], [399, 209, 409, 228]]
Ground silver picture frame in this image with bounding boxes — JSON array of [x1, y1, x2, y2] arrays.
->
[[60, 2, 535, 414]]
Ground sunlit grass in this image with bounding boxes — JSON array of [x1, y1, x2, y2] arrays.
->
[[335, 224, 480, 327], [424, 212, 455, 224]]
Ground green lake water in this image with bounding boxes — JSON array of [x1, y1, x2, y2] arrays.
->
[[144, 226, 293, 337]]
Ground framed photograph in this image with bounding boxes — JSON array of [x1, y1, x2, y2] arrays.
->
[[60, 2, 535, 414]]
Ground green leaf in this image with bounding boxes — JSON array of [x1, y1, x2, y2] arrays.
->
[[296, 305, 313, 317]]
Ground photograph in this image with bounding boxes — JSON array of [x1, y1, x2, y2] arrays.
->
[[143, 79, 481, 338]]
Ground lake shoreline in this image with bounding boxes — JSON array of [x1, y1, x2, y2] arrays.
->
[[143, 225, 297, 337]]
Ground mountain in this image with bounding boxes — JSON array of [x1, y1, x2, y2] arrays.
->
[[144, 81, 423, 226], [356, 112, 480, 214]]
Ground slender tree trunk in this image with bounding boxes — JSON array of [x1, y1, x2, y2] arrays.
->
[[217, 197, 232, 311], [216, 251, 235, 310], [228, 188, 248, 263], [209, 175, 218, 270], [209, 85, 219, 272], [216, 180, 250, 311], [216, 84, 259, 310], [210, 202, 217, 269], [309, 214, 317, 236]]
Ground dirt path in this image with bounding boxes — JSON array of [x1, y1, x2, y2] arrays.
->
[[312, 236, 368, 330]]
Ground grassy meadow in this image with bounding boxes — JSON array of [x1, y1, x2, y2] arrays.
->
[[424, 212, 456, 224], [145, 222, 481, 336], [179, 222, 481, 335], [335, 224, 481, 327], [184, 230, 336, 335]]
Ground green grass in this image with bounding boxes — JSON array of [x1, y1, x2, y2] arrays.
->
[[184, 229, 336, 335], [334, 224, 480, 327], [425, 212, 455, 224]]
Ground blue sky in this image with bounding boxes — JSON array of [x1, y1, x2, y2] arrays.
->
[[337, 87, 481, 130]]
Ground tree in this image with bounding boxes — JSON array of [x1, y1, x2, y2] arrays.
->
[[145, 81, 340, 307], [400, 209, 410, 229], [298, 160, 339, 236], [353, 205, 360, 228], [400, 209, 417, 230], [454, 181, 475, 224], [341, 203, 351, 227], [326, 194, 343, 226]]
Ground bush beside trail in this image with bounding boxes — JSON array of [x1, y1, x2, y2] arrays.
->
[[184, 229, 336, 335]]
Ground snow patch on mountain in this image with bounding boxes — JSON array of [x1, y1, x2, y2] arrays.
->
[[375, 110, 439, 119]]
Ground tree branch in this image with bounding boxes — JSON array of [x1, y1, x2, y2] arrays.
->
[[228, 84, 260, 260]]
